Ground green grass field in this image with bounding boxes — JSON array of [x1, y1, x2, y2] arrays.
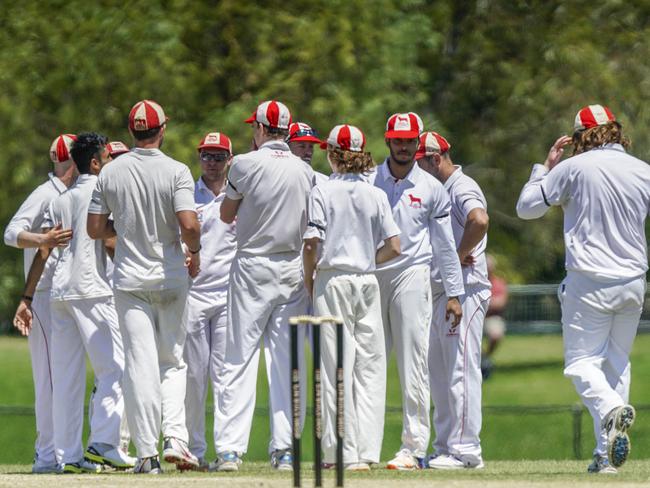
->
[[1, 334, 650, 467]]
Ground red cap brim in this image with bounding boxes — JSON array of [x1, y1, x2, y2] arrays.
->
[[110, 150, 130, 157], [244, 112, 256, 124], [385, 130, 420, 139], [289, 135, 322, 144]]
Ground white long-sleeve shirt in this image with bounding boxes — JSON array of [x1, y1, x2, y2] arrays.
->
[[4, 173, 67, 291], [516, 144, 650, 281], [370, 160, 464, 297]]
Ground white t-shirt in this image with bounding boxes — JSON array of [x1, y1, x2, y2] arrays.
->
[[4, 173, 67, 292], [303, 173, 400, 273], [431, 166, 490, 292], [88, 147, 196, 291], [45, 174, 112, 301], [190, 190, 237, 293], [370, 160, 464, 297], [517, 144, 650, 281], [225, 140, 314, 256]]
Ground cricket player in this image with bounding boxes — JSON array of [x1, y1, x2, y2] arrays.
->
[[214, 100, 313, 471], [182, 132, 237, 470], [87, 100, 201, 474], [287, 122, 329, 185], [416, 131, 491, 469], [369, 113, 464, 470], [4, 134, 77, 474], [14, 132, 135, 473], [516, 104, 650, 474], [303, 124, 400, 470]]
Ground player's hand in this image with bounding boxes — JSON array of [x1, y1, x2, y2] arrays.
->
[[445, 297, 462, 329], [185, 248, 200, 278], [544, 135, 572, 171], [13, 299, 33, 336], [42, 224, 73, 248], [459, 253, 476, 267]]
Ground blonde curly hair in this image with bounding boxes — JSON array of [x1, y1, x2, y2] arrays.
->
[[572, 121, 630, 155], [328, 147, 375, 174]]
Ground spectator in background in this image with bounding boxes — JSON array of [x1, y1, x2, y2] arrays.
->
[[481, 254, 508, 379]]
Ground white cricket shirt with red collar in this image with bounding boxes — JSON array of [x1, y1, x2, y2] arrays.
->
[[430, 166, 490, 293], [369, 160, 464, 297]]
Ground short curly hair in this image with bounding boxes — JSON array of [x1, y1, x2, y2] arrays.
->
[[71, 132, 108, 174], [327, 147, 375, 174]]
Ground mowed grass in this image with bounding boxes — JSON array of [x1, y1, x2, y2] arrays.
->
[[1, 334, 650, 464]]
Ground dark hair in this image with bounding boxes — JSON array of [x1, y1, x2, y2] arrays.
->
[[260, 123, 289, 139], [70, 132, 108, 174], [132, 125, 163, 141], [572, 121, 630, 155]]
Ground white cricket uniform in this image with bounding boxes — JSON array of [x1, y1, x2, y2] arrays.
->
[[429, 166, 491, 464], [89, 147, 196, 458], [183, 178, 236, 460], [44, 174, 125, 463], [516, 143, 650, 456], [313, 170, 329, 186], [305, 173, 400, 464], [4, 173, 67, 466], [370, 161, 464, 458], [215, 140, 312, 455]]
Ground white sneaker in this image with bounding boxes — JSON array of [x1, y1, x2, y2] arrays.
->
[[133, 455, 162, 474], [587, 454, 617, 474], [85, 443, 136, 469], [162, 437, 199, 470], [429, 454, 485, 470], [59, 459, 102, 474], [209, 451, 242, 472], [345, 462, 370, 471], [386, 449, 420, 470], [603, 405, 635, 468]]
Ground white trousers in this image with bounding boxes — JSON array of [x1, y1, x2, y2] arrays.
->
[[559, 271, 644, 456], [215, 253, 307, 455], [50, 296, 125, 463], [376, 264, 431, 458], [314, 269, 386, 464], [429, 288, 490, 462], [114, 285, 190, 458], [30, 290, 55, 465], [183, 288, 228, 459]]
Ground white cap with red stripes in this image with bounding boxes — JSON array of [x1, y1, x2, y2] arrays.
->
[[245, 100, 292, 129], [574, 104, 616, 131], [415, 131, 451, 159], [129, 99, 168, 131], [385, 112, 424, 139], [321, 125, 366, 153], [49, 134, 77, 163], [197, 132, 233, 153], [107, 141, 130, 158]]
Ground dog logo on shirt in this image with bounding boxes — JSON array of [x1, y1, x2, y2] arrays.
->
[[408, 194, 422, 208]]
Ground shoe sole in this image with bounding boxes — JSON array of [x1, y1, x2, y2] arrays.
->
[[31, 466, 59, 474], [386, 464, 418, 471], [608, 432, 630, 468], [85, 451, 134, 469], [212, 462, 239, 472], [62, 465, 101, 474], [163, 452, 199, 470]]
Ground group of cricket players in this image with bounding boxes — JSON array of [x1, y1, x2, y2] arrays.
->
[[5, 99, 648, 476]]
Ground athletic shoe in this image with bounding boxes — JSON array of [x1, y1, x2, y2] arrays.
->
[[603, 404, 635, 467], [587, 454, 617, 474], [85, 443, 136, 469], [59, 459, 102, 474], [386, 449, 420, 470], [32, 462, 59, 474], [162, 437, 199, 470], [345, 462, 370, 471], [133, 455, 162, 474], [182, 457, 209, 472], [270, 449, 293, 471], [209, 451, 242, 472], [428, 454, 485, 469]]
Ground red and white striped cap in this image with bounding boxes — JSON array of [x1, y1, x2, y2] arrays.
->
[[415, 131, 451, 159], [106, 141, 130, 158], [49, 134, 77, 163], [129, 99, 168, 131], [244, 100, 292, 129], [287, 122, 322, 144], [197, 132, 233, 154], [320, 125, 366, 153], [574, 105, 616, 131], [385, 112, 424, 139]]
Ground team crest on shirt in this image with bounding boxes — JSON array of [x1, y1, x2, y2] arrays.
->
[[408, 193, 422, 208]]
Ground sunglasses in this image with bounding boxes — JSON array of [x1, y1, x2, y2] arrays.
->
[[200, 152, 229, 163]]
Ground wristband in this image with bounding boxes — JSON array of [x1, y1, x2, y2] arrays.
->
[[189, 245, 201, 254], [21, 295, 33, 302]]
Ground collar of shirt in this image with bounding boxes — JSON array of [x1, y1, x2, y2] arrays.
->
[[48, 172, 68, 194], [377, 158, 421, 186], [443, 165, 464, 191], [331, 172, 367, 183], [259, 140, 290, 152], [132, 147, 164, 157], [76, 173, 97, 185], [195, 176, 220, 199], [595, 143, 626, 153]]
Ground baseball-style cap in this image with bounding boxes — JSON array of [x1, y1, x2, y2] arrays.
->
[[197, 132, 233, 154], [50, 134, 77, 163], [385, 112, 424, 139], [415, 131, 451, 159], [320, 125, 366, 152], [107, 141, 130, 158], [286, 122, 322, 144], [245, 100, 292, 129], [574, 105, 616, 131], [129, 99, 168, 131]]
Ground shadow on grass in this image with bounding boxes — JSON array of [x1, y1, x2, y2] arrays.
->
[[493, 359, 564, 372]]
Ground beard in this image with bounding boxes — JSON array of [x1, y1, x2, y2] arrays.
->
[[389, 147, 414, 166]]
